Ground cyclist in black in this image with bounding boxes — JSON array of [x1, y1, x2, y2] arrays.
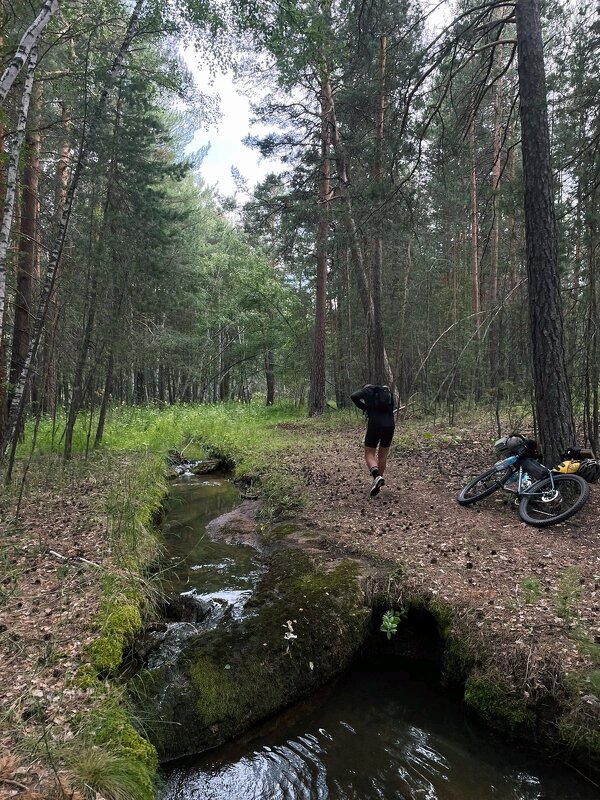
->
[[350, 384, 395, 497]]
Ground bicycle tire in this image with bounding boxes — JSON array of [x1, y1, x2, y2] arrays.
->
[[518, 474, 590, 527], [457, 465, 513, 506]]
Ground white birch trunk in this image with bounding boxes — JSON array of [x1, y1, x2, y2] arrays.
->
[[2, 0, 146, 468], [0, 0, 59, 106], [0, 47, 38, 338]]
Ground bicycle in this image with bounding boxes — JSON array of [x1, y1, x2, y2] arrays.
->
[[457, 434, 591, 527]]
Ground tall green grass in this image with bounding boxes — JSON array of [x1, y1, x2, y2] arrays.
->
[[23, 401, 305, 457]]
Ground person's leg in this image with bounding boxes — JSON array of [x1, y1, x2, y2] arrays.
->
[[364, 446, 379, 473], [377, 446, 390, 475]]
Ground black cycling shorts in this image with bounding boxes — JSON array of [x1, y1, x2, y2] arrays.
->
[[364, 422, 395, 449]]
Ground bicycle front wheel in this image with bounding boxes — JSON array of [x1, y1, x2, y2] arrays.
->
[[457, 465, 513, 506], [518, 474, 590, 527]]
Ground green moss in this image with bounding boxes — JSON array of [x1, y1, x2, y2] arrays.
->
[[263, 522, 301, 541], [464, 674, 534, 734], [93, 701, 158, 774], [189, 657, 237, 726], [88, 602, 143, 673], [140, 550, 369, 760], [74, 663, 102, 691], [88, 637, 124, 673]]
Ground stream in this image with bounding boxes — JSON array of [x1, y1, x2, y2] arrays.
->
[[155, 474, 599, 800]]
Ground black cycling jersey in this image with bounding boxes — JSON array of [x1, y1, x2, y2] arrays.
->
[[350, 385, 395, 426], [351, 385, 395, 449]]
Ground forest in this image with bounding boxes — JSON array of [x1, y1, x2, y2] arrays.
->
[[3, 2, 600, 797], [0, 0, 598, 477]]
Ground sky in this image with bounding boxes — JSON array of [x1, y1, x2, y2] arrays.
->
[[183, 2, 450, 201], [184, 54, 282, 201]]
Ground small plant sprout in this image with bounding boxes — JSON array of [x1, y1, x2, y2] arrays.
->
[[380, 609, 405, 640]]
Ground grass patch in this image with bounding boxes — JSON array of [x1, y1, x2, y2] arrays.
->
[[518, 576, 542, 605], [554, 567, 583, 621]]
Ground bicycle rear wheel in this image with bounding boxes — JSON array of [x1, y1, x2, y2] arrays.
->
[[518, 474, 589, 527], [457, 465, 513, 506]]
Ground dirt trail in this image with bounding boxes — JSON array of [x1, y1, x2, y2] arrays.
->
[[1, 421, 599, 797], [281, 422, 600, 679]]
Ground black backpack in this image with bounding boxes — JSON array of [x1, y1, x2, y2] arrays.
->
[[366, 384, 393, 413]]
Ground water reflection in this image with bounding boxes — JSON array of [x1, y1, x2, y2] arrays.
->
[[160, 667, 598, 800], [163, 475, 260, 597]]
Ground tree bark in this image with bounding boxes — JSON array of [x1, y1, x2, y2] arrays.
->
[[328, 92, 394, 388], [516, 0, 575, 465], [308, 74, 331, 417], [9, 78, 42, 413], [0, 47, 38, 346], [371, 34, 387, 384], [488, 73, 504, 395], [0, 0, 59, 106], [264, 350, 275, 405], [469, 117, 481, 329]]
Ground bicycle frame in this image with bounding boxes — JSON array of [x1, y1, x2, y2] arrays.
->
[[457, 439, 591, 526], [502, 460, 555, 499]]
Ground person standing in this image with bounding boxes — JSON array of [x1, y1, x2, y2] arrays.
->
[[350, 384, 395, 497]]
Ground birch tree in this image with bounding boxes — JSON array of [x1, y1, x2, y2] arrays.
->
[[0, 47, 38, 348], [0, 0, 59, 106]]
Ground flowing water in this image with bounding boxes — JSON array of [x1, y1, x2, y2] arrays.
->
[[162, 473, 263, 616], [156, 475, 599, 800]]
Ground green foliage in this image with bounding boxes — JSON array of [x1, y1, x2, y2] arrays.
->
[[554, 567, 583, 620], [63, 741, 156, 800], [380, 608, 405, 640], [519, 576, 542, 605]]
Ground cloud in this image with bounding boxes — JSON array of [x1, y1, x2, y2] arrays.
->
[[183, 50, 283, 198]]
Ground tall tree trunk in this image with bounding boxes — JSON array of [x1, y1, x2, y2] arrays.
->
[[264, 349, 275, 405], [329, 93, 394, 387], [516, 0, 574, 465], [371, 34, 387, 384], [584, 230, 598, 451], [0, 0, 58, 106], [308, 74, 331, 416], [488, 74, 504, 395], [42, 101, 72, 414], [0, 47, 38, 349], [9, 78, 41, 412], [469, 117, 481, 329]]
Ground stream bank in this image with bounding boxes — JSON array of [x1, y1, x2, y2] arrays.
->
[[4, 407, 598, 799], [134, 457, 600, 791]]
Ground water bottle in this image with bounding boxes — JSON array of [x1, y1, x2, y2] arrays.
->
[[495, 454, 518, 469], [521, 473, 532, 490]]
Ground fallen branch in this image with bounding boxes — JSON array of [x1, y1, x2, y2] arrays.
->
[[48, 549, 101, 568]]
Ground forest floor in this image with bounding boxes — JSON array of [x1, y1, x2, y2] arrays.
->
[[279, 419, 600, 712], [1, 418, 600, 798]]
